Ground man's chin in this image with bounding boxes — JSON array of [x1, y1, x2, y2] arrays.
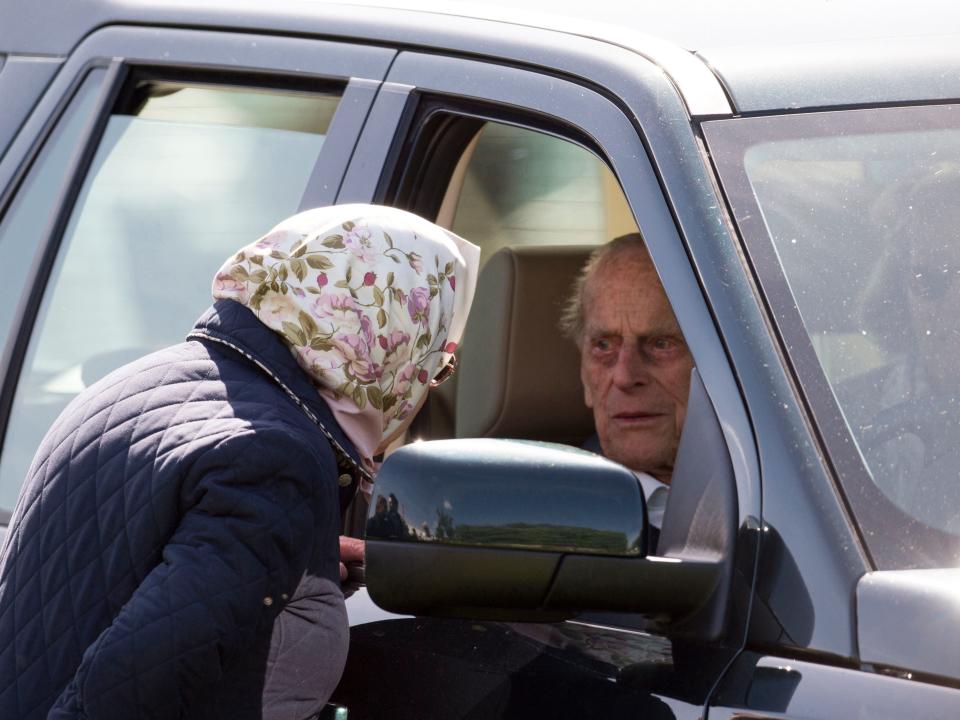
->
[[604, 425, 675, 467], [603, 442, 656, 475]]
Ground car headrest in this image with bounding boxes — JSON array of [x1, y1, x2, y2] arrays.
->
[[455, 245, 597, 444]]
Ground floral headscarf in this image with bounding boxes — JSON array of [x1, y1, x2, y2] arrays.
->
[[212, 204, 480, 467]]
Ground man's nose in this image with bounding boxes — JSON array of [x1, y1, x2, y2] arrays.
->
[[612, 342, 649, 389]]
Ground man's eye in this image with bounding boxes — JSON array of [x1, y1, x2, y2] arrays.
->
[[590, 337, 617, 355], [647, 337, 682, 355]]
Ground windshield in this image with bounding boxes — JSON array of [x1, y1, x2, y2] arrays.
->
[[706, 105, 960, 569]]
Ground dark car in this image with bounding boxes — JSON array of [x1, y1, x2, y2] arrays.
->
[[2, 0, 960, 717]]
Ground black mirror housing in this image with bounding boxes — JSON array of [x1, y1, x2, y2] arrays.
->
[[366, 439, 724, 622], [366, 439, 649, 620]]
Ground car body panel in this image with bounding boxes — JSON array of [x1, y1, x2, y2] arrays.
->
[[857, 569, 960, 682], [1, 0, 732, 117], [8, 1, 960, 115], [700, 33, 960, 113], [335, 615, 714, 719], [0, 56, 63, 165], [710, 652, 960, 719]]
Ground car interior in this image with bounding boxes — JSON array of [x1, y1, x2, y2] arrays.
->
[[399, 114, 637, 449], [414, 243, 596, 445]]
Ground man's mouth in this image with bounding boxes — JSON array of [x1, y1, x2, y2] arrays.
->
[[611, 412, 664, 426]]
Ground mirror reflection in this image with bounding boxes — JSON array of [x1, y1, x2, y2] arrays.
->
[[366, 441, 645, 556]]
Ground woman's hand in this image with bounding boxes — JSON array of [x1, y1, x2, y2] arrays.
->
[[339, 535, 365, 583]]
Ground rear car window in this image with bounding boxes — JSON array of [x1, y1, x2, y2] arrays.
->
[[0, 80, 342, 510]]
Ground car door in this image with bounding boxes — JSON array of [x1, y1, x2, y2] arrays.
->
[[0, 24, 395, 527], [330, 48, 760, 719]]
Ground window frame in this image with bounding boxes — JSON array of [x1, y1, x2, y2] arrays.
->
[[0, 56, 63, 167], [0, 24, 395, 483]]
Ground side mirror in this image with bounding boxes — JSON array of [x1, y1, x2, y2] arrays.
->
[[365, 437, 725, 623]]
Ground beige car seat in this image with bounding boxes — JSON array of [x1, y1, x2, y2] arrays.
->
[[420, 244, 597, 445]]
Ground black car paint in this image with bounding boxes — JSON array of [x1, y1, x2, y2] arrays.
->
[[334, 618, 707, 719]]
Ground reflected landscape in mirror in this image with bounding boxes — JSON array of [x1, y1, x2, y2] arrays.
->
[[366, 439, 646, 556]]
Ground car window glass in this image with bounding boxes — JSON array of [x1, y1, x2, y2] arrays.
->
[[447, 122, 637, 263], [0, 70, 105, 365], [706, 106, 960, 568], [0, 81, 342, 510]]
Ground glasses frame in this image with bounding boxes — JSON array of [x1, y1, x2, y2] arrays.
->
[[429, 355, 457, 388]]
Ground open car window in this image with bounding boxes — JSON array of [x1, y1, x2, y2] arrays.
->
[[445, 121, 636, 264], [393, 116, 638, 445]]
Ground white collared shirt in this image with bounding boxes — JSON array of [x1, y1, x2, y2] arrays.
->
[[634, 471, 669, 530]]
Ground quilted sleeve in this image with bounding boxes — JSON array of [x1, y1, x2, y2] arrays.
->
[[48, 428, 335, 719]]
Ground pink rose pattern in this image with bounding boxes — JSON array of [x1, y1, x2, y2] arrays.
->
[[213, 272, 247, 297], [407, 286, 430, 323], [212, 216, 459, 435]]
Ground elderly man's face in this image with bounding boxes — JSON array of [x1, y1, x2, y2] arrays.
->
[[580, 248, 693, 483]]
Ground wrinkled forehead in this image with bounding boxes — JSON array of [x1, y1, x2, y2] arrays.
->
[[583, 249, 680, 334], [586, 245, 654, 290]]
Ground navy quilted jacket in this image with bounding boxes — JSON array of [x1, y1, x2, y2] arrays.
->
[[0, 299, 363, 720]]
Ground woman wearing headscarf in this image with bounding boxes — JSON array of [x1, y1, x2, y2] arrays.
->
[[0, 204, 480, 720]]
